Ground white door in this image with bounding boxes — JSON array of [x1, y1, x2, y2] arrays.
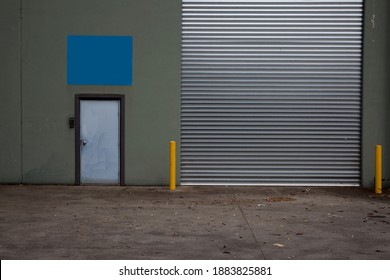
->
[[80, 100, 120, 184]]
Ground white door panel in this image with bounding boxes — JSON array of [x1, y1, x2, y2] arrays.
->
[[80, 100, 120, 184]]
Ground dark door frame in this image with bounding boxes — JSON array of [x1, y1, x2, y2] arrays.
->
[[75, 94, 125, 185]]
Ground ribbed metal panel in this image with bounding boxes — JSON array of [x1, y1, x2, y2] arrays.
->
[[181, 0, 363, 186]]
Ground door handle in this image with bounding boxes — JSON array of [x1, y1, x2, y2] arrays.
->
[[81, 140, 87, 146]]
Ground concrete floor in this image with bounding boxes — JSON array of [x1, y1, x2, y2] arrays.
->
[[0, 185, 389, 260]]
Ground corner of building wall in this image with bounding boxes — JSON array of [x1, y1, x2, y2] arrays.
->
[[19, 0, 24, 184], [361, 0, 390, 190]]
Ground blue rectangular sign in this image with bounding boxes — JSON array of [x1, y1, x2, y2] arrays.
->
[[67, 35, 132, 86]]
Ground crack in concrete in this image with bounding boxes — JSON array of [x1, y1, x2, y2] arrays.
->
[[231, 190, 266, 260]]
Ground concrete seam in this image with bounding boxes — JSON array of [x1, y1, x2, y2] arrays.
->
[[231, 191, 266, 260]]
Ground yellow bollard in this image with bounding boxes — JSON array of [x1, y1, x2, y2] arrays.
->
[[375, 145, 382, 195], [169, 141, 176, 191]]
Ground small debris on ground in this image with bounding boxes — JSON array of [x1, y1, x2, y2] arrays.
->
[[327, 213, 343, 218], [265, 197, 296, 202], [273, 243, 284, 248], [222, 245, 231, 254]]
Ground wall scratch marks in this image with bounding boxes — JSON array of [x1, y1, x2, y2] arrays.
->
[[371, 14, 376, 30]]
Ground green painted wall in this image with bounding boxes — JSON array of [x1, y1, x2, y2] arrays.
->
[[1, 0, 390, 187], [21, 0, 181, 184], [0, 0, 21, 183], [362, 0, 390, 188]]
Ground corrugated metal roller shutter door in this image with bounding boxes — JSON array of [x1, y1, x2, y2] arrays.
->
[[181, 0, 363, 186]]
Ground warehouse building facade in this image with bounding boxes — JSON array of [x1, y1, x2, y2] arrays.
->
[[0, 0, 389, 187]]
